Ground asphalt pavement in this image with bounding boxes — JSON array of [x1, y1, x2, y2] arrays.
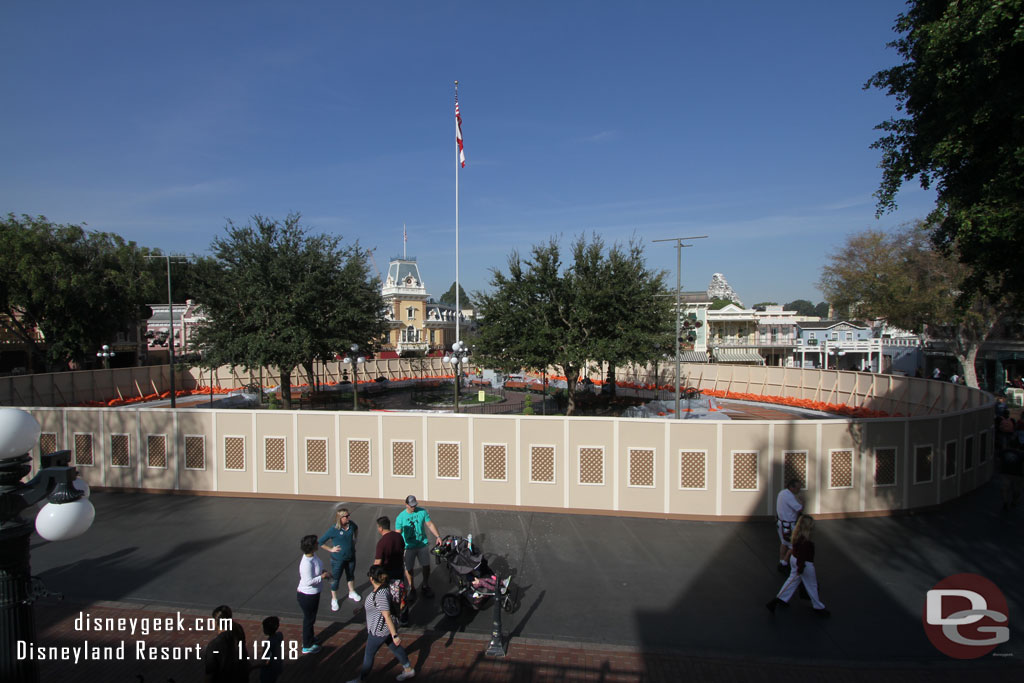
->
[[24, 480, 1023, 680]]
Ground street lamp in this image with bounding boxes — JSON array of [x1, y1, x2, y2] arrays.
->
[[95, 344, 114, 370], [442, 340, 470, 413], [0, 408, 96, 682], [341, 344, 366, 411]]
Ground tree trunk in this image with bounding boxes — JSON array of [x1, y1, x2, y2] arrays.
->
[[564, 364, 578, 416], [280, 368, 293, 410], [957, 345, 980, 389], [606, 364, 617, 397]]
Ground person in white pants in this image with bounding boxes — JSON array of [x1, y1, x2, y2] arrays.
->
[[766, 515, 830, 617]]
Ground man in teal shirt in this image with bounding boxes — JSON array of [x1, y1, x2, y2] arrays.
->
[[395, 494, 441, 600]]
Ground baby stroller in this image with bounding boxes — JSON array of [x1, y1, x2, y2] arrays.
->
[[431, 535, 514, 618]]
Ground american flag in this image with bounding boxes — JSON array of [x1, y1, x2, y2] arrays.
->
[[456, 95, 466, 168]]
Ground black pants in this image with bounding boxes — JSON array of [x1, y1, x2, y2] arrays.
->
[[296, 591, 320, 648]]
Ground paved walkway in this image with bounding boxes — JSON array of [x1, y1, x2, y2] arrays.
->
[[22, 481, 1024, 682]]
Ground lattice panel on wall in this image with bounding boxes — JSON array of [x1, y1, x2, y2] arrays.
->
[[185, 436, 206, 470], [40, 433, 57, 457], [392, 441, 415, 477], [110, 434, 130, 468], [680, 451, 706, 489], [147, 435, 167, 469], [629, 449, 655, 487], [578, 447, 604, 485], [348, 439, 371, 475], [829, 450, 853, 488], [436, 442, 460, 479], [732, 452, 758, 490], [915, 445, 933, 483], [306, 439, 328, 474], [74, 434, 94, 466], [783, 451, 807, 489], [963, 437, 973, 471], [530, 446, 555, 483], [874, 448, 897, 487], [264, 437, 286, 472], [224, 437, 246, 471], [483, 444, 507, 481], [944, 442, 957, 478]]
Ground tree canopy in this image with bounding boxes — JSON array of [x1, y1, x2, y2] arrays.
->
[[189, 214, 386, 408], [818, 223, 1003, 387], [0, 213, 151, 371], [439, 282, 473, 309], [474, 235, 673, 414], [867, 0, 1024, 302]]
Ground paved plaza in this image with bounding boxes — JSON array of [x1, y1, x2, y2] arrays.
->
[[25, 481, 1023, 681]]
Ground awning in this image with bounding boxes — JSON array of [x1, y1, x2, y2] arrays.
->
[[680, 351, 709, 363], [714, 348, 765, 364]]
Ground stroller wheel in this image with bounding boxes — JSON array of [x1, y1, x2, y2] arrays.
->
[[441, 593, 462, 618]]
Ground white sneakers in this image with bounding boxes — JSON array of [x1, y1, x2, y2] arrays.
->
[[349, 590, 361, 602], [397, 668, 416, 680], [331, 598, 339, 612]]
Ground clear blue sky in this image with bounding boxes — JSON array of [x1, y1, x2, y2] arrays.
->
[[0, 1, 934, 306]]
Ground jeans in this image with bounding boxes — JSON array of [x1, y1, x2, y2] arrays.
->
[[360, 631, 410, 679], [296, 591, 320, 647]]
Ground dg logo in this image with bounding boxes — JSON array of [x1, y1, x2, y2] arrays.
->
[[923, 573, 1010, 659]]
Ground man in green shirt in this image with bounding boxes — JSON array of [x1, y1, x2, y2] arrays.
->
[[395, 494, 441, 600]]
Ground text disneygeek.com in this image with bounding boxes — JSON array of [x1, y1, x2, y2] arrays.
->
[[16, 611, 232, 663]]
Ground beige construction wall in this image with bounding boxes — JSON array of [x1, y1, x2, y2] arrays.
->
[[22, 400, 996, 520]]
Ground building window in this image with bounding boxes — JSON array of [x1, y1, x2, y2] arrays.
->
[[406, 307, 415, 320], [808, 332, 816, 340], [846, 332, 853, 341]]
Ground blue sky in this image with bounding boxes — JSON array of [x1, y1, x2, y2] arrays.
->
[[0, 1, 934, 306]]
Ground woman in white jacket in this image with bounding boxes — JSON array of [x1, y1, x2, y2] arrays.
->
[[296, 534, 331, 654]]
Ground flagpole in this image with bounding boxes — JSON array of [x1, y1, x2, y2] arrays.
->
[[454, 80, 461, 344]]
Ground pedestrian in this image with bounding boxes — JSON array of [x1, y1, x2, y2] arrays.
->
[[296, 534, 330, 654], [345, 565, 416, 682], [260, 616, 283, 683], [775, 478, 803, 574], [996, 447, 1023, 512], [374, 515, 409, 626], [320, 505, 360, 611], [950, 372, 959, 384], [396, 494, 442, 600], [766, 515, 830, 617], [932, 367, 942, 380], [202, 605, 252, 682]]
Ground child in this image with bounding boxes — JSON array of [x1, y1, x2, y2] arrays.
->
[[260, 616, 283, 683]]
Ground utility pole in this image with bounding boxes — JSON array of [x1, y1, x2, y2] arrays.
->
[[652, 236, 707, 417]]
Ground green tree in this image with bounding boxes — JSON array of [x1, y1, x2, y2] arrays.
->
[[190, 214, 386, 409], [474, 236, 672, 415], [0, 213, 150, 371], [783, 299, 816, 317], [439, 282, 473, 309], [867, 0, 1024, 302], [709, 298, 734, 310], [752, 302, 778, 311], [818, 223, 1003, 387], [813, 302, 830, 319]]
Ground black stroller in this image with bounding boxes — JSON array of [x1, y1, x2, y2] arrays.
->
[[431, 535, 514, 618]]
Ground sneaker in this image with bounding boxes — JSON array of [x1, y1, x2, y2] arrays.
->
[[765, 598, 787, 614], [421, 585, 434, 598], [301, 644, 321, 654], [397, 667, 416, 681], [348, 591, 361, 602], [331, 598, 340, 611], [814, 608, 831, 618]]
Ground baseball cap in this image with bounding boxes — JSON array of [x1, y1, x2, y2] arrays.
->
[[405, 495, 418, 507]]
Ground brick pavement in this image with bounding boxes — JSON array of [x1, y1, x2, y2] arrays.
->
[[29, 601, 1015, 682]]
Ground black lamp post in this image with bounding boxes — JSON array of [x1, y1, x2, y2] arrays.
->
[[342, 344, 366, 411], [443, 341, 470, 413], [0, 408, 96, 683]]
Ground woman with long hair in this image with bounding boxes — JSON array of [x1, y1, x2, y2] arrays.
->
[[766, 515, 830, 617], [346, 565, 416, 682], [296, 534, 330, 654]]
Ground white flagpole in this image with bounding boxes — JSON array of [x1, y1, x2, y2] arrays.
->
[[403, 223, 407, 259], [455, 80, 461, 344]]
